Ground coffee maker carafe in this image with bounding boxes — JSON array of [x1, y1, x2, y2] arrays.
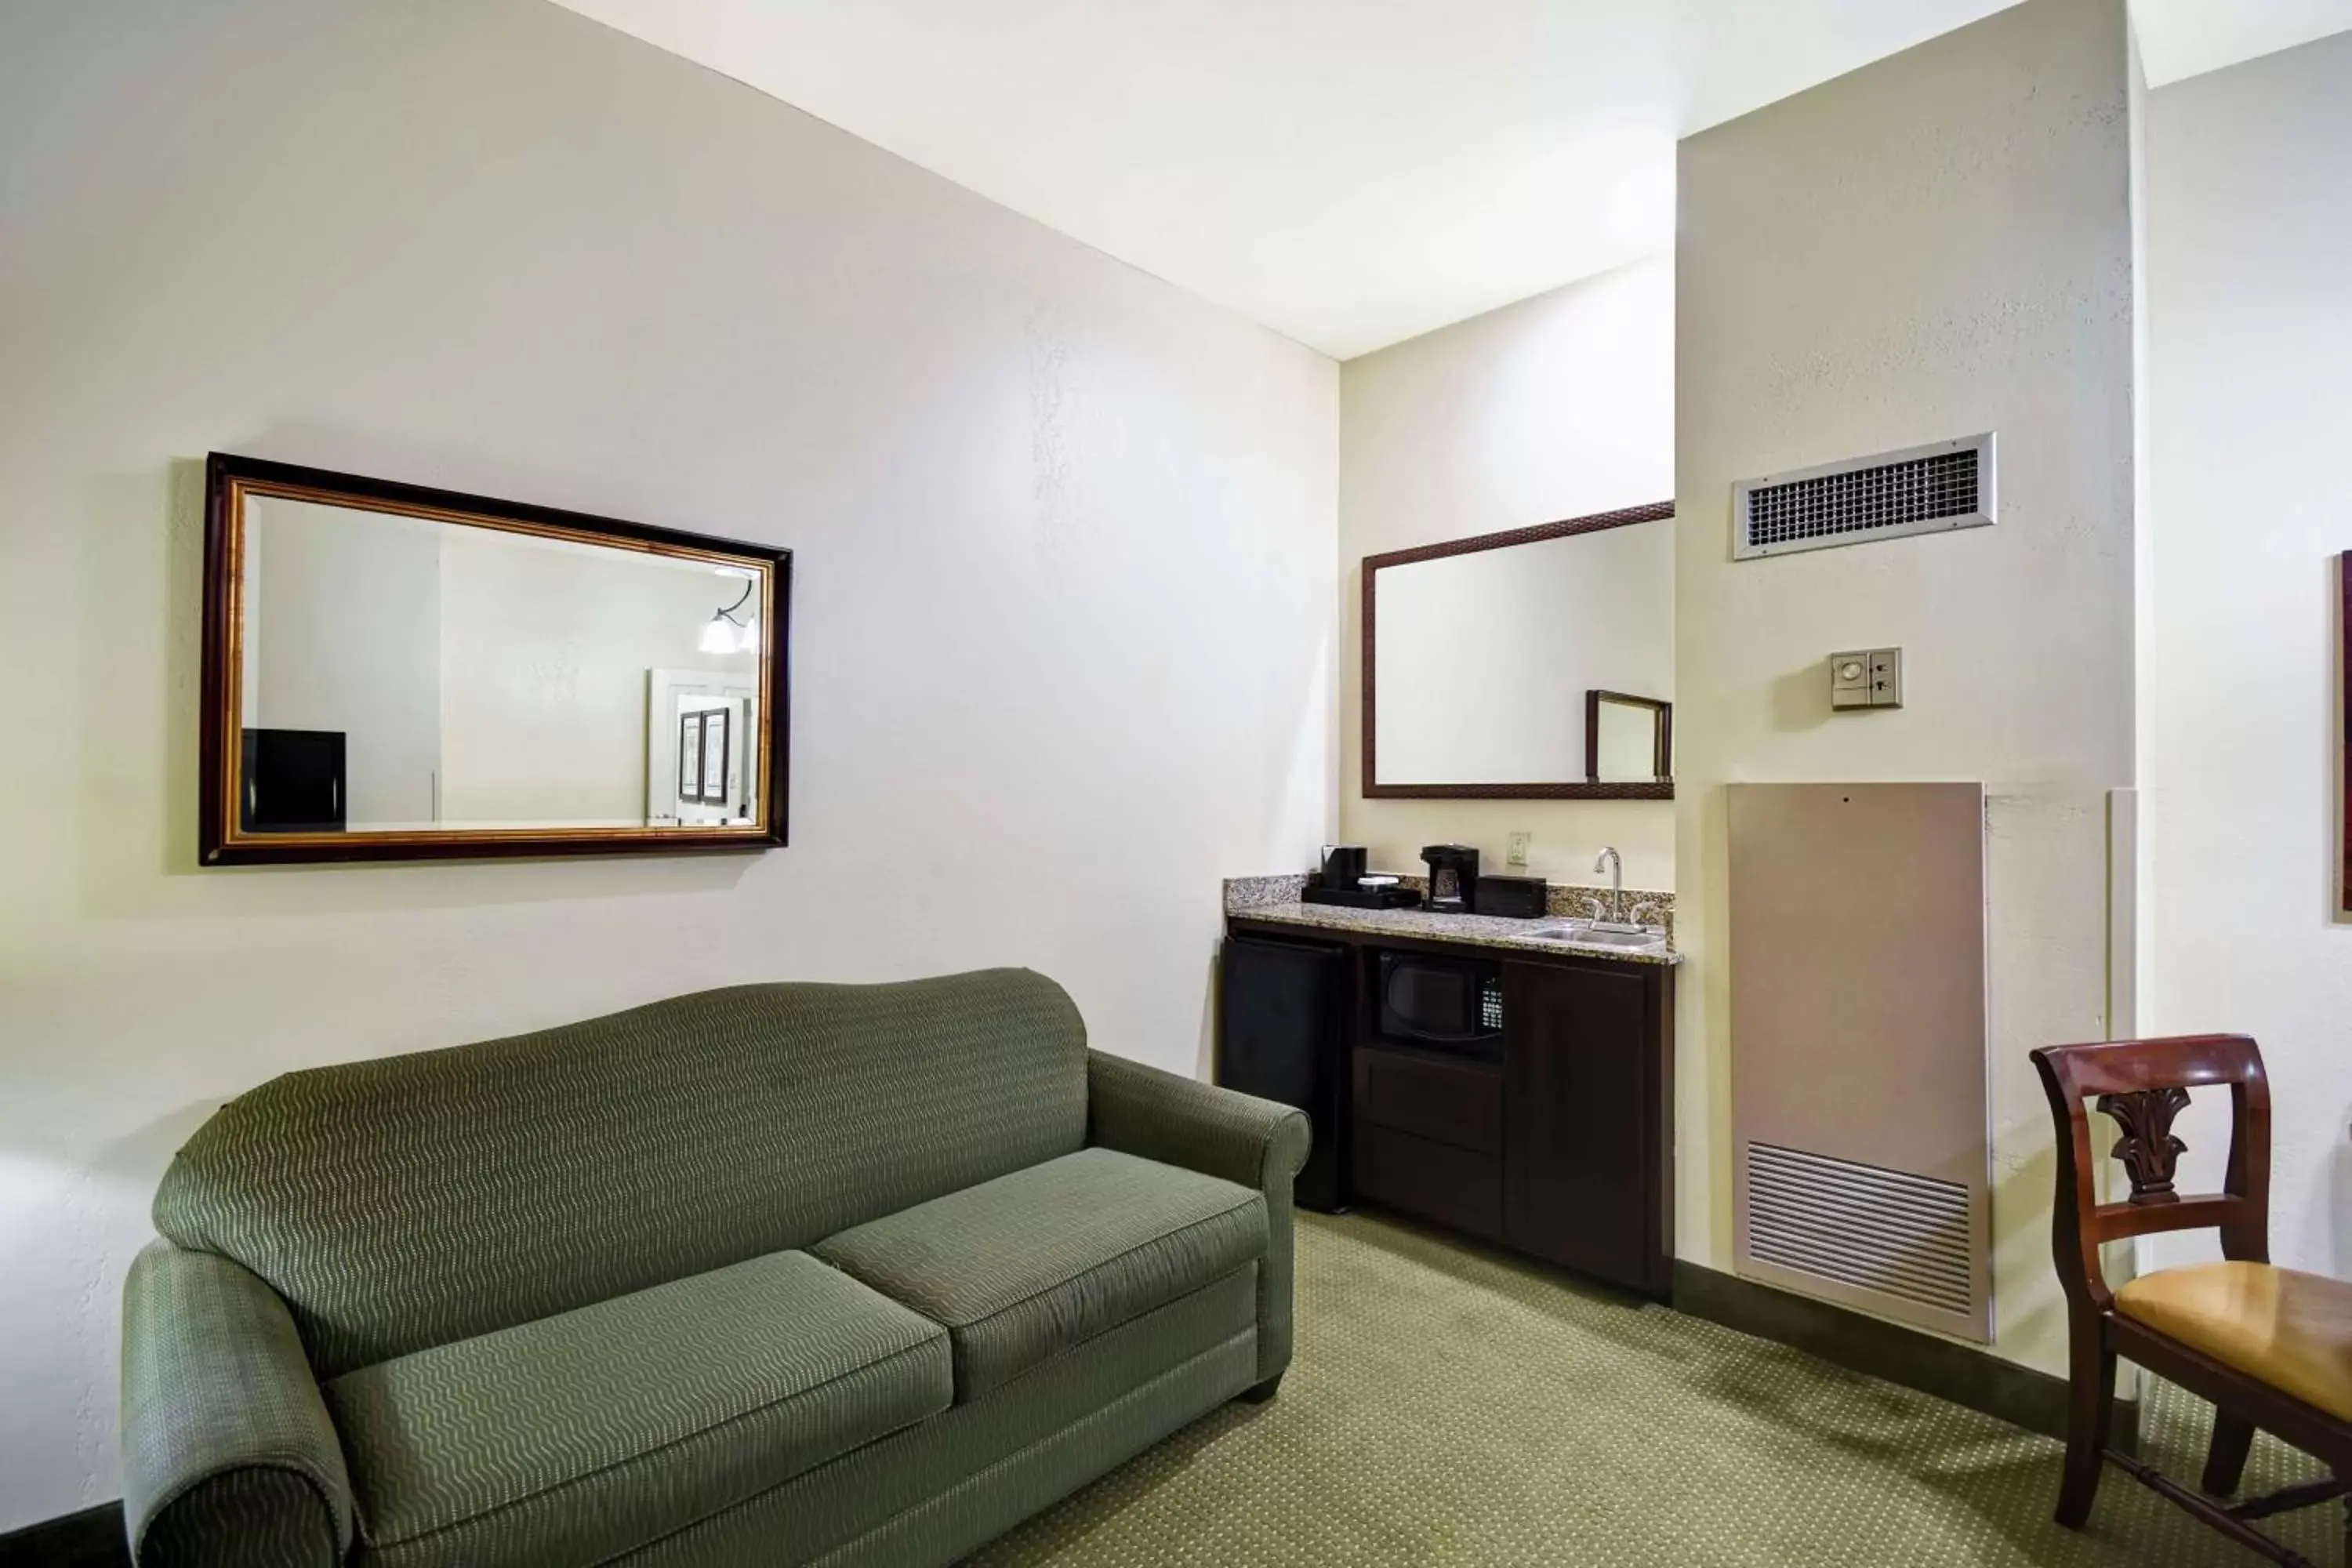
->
[[1421, 844, 1479, 913]]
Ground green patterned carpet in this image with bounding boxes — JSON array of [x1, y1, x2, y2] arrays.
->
[[973, 1212, 2335, 1566]]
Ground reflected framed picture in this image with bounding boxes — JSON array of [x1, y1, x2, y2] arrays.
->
[[701, 709, 730, 805], [679, 712, 703, 801]]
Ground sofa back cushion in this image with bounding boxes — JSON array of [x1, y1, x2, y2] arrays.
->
[[152, 968, 1088, 1378]]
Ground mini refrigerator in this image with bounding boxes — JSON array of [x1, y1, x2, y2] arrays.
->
[[1218, 934, 1349, 1213]]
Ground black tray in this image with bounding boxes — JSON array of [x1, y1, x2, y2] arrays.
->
[[1303, 882, 1424, 910]]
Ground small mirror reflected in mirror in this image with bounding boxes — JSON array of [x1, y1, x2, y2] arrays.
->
[[1587, 690, 1671, 784]]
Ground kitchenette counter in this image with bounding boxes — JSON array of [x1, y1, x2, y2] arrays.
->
[[1224, 875, 1679, 965], [1218, 871, 1678, 1295]]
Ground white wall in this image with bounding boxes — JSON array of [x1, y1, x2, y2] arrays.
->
[[1676, 0, 2137, 1377], [0, 0, 1336, 1530], [2143, 29, 2352, 1276], [1338, 256, 1675, 888]]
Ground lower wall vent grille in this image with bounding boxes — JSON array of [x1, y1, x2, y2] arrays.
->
[[1733, 434, 1994, 560], [1744, 1142, 1973, 1318]]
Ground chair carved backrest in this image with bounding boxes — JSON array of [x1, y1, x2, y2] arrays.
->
[[2031, 1035, 2272, 1314]]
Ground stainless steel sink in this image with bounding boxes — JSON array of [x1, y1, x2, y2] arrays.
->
[[1524, 925, 1660, 949]]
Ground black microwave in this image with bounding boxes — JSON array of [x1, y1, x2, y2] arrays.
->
[[1376, 953, 1503, 1053]]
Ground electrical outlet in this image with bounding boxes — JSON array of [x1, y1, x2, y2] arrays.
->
[[1506, 831, 1530, 869], [1867, 647, 1903, 707]]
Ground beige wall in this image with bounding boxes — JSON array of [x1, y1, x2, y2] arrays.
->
[[2143, 30, 2352, 1278], [0, 0, 1336, 1530], [1339, 256, 1675, 889], [1675, 0, 2138, 1377]]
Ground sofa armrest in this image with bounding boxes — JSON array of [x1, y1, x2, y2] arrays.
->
[[1086, 1051, 1310, 1387], [1086, 1050, 1310, 1190], [121, 1241, 353, 1568]]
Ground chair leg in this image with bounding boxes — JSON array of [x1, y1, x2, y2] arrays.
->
[[2201, 1413, 2255, 1497], [2056, 1323, 2114, 1530]]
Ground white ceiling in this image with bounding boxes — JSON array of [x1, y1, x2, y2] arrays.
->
[[550, 0, 2352, 359], [2135, 0, 2352, 87]]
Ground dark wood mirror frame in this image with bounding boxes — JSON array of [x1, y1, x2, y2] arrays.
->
[[200, 452, 792, 866], [1361, 500, 1675, 800]]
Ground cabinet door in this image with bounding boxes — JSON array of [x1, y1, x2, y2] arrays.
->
[[1357, 1045, 1503, 1155], [1501, 961, 1660, 1292]]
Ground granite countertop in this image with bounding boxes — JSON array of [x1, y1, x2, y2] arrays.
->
[[1224, 875, 1680, 966]]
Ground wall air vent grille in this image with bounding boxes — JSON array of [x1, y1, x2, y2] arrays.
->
[[1732, 434, 1994, 561], [1744, 1142, 1974, 1319]]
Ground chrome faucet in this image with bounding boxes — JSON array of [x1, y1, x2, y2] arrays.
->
[[1593, 846, 1626, 925]]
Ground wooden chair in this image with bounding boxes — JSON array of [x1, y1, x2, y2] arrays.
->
[[2034, 1034, 2352, 1566]]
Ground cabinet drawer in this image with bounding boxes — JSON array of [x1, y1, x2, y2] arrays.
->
[[1357, 1046, 1503, 1154], [1354, 1123, 1503, 1239]]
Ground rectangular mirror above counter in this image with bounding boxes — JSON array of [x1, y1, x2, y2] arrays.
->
[[1363, 500, 1674, 800], [199, 453, 791, 866]]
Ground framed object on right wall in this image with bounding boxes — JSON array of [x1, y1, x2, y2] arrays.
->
[[2340, 554, 2351, 913]]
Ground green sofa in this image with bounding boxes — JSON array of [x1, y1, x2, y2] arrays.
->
[[120, 969, 1308, 1566]]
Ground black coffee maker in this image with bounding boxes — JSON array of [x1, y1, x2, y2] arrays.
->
[[1421, 844, 1479, 913]]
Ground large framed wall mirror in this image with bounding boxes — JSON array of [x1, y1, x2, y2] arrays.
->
[[1363, 501, 1674, 799], [200, 453, 790, 865]]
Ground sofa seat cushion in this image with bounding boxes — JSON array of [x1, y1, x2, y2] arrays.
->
[[322, 1249, 949, 1568], [811, 1146, 1265, 1400]]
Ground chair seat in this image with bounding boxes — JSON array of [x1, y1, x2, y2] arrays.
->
[[324, 1249, 951, 1568], [2115, 1260, 2352, 1421], [812, 1145, 1265, 1400]]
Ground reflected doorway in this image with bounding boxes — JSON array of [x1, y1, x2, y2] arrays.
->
[[647, 669, 759, 826]]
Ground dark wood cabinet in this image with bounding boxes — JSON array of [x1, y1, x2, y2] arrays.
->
[[1500, 961, 1672, 1297], [1225, 916, 1674, 1299], [1356, 1044, 1503, 1156], [1354, 1123, 1504, 1236]]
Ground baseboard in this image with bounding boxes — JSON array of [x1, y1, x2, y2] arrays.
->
[[0, 1504, 127, 1568], [1671, 1260, 2140, 1451]]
